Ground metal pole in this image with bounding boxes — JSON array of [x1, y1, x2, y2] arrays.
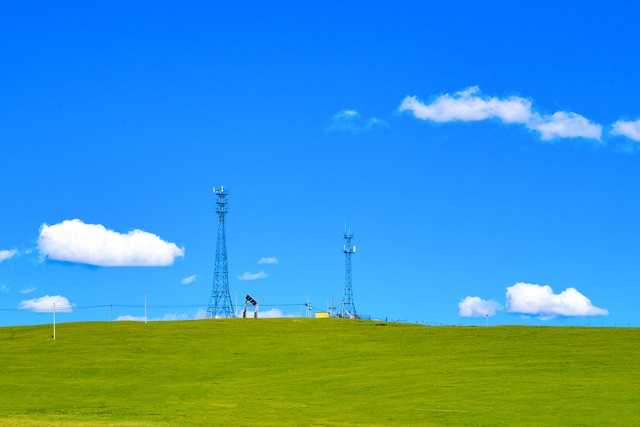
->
[[53, 302, 56, 339]]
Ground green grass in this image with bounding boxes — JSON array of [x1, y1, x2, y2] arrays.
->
[[1, 319, 639, 426]]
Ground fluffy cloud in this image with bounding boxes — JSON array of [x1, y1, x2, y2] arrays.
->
[[237, 271, 267, 281], [38, 219, 184, 267], [116, 312, 191, 321], [458, 296, 503, 318], [252, 308, 297, 318], [326, 109, 389, 134], [19, 295, 74, 313], [528, 112, 602, 140], [506, 282, 608, 319], [0, 249, 18, 262], [611, 119, 640, 141], [399, 87, 602, 141], [399, 87, 532, 124], [257, 257, 278, 264], [181, 274, 197, 285]]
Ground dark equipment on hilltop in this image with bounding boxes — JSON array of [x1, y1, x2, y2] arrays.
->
[[243, 294, 259, 318]]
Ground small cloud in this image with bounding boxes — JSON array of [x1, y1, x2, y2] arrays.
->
[[528, 111, 602, 141], [194, 308, 208, 319], [159, 312, 189, 321], [257, 257, 278, 265], [505, 282, 608, 320], [0, 249, 18, 262], [37, 219, 184, 267], [19, 295, 74, 313], [325, 109, 389, 134], [458, 296, 502, 318], [116, 312, 191, 321], [0, 285, 10, 293], [237, 271, 268, 281], [399, 87, 602, 141], [20, 287, 37, 294], [181, 274, 197, 285], [399, 86, 533, 124], [254, 308, 297, 318], [611, 119, 640, 142]]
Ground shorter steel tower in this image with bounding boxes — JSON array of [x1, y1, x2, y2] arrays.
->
[[206, 186, 235, 318], [341, 228, 358, 318]]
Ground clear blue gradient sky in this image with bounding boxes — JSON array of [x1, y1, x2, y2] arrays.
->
[[1, 1, 639, 326]]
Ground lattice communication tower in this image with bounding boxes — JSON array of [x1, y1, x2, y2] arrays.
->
[[206, 185, 235, 318], [341, 228, 358, 318]]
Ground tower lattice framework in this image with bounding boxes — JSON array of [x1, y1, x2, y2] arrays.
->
[[206, 186, 235, 318], [341, 229, 358, 318]]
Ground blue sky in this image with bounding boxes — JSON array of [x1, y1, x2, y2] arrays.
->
[[1, 1, 640, 326]]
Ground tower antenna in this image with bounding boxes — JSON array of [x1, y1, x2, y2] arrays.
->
[[206, 186, 235, 318], [341, 227, 358, 319]]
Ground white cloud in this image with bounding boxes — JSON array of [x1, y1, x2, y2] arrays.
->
[[458, 296, 502, 318], [326, 109, 389, 134], [611, 119, 640, 141], [237, 270, 267, 281], [181, 274, 197, 285], [116, 312, 191, 321], [505, 282, 608, 320], [159, 312, 189, 321], [399, 87, 602, 141], [399, 87, 533, 124], [20, 287, 37, 294], [254, 308, 297, 318], [38, 219, 184, 267], [0, 285, 10, 293], [0, 249, 18, 262], [115, 315, 146, 321], [194, 308, 208, 319], [528, 112, 602, 140], [19, 295, 74, 313], [257, 257, 278, 264]]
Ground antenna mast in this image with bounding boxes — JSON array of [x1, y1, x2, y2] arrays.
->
[[341, 227, 358, 319], [206, 185, 235, 318]]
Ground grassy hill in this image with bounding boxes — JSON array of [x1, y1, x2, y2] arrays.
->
[[1, 319, 639, 426]]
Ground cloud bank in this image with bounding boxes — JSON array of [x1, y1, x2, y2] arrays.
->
[[458, 296, 502, 318], [116, 312, 189, 321], [326, 109, 389, 134], [0, 249, 18, 262], [38, 219, 184, 267], [257, 257, 278, 264], [19, 295, 74, 313], [505, 282, 608, 319], [237, 271, 267, 281], [254, 308, 296, 318], [399, 87, 602, 141]]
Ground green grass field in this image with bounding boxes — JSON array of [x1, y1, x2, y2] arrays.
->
[[1, 319, 638, 426]]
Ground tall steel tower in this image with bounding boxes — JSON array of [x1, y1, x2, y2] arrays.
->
[[341, 228, 358, 318], [206, 186, 235, 318]]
